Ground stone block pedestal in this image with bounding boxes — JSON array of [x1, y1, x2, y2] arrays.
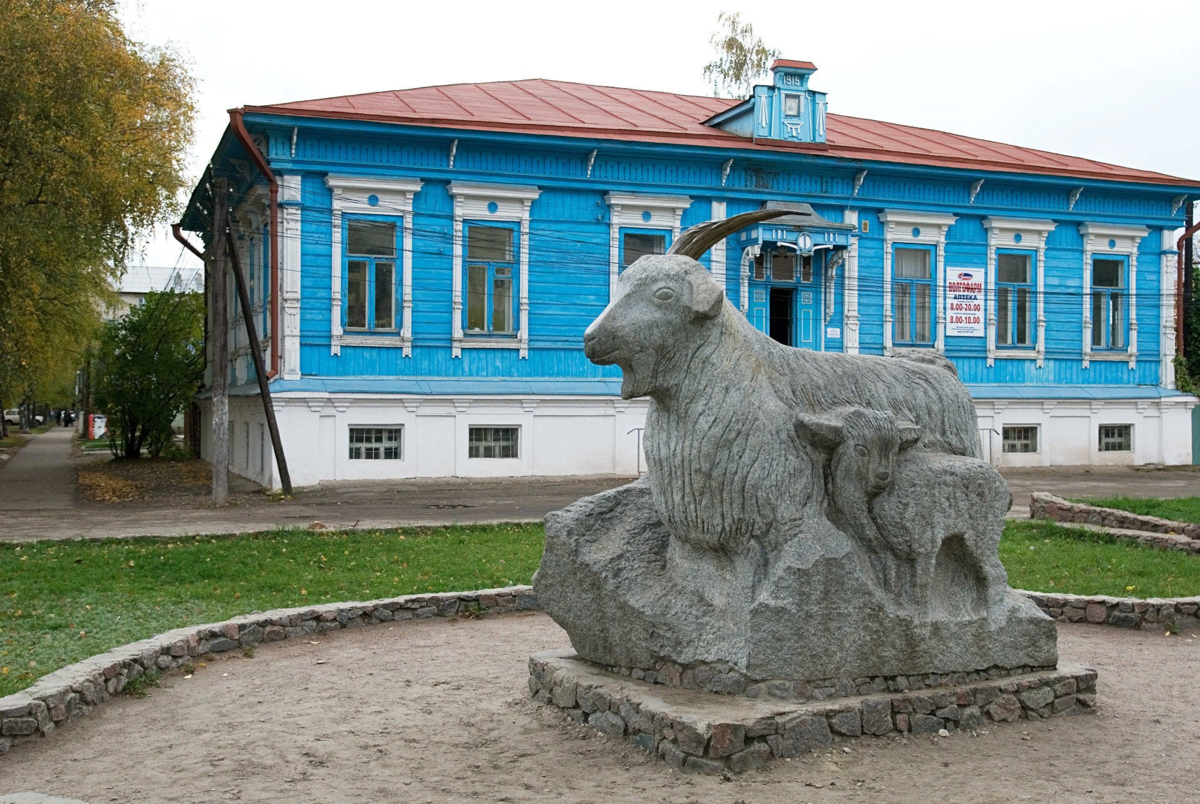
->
[[529, 649, 1096, 774]]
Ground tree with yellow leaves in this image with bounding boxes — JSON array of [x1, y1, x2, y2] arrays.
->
[[0, 0, 195, 433]]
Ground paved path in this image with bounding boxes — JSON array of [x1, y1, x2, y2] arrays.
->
[[0, 429, 76, 513], [2, 428, 1199, 542]]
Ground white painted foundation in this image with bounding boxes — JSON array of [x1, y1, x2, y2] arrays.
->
[[198, 393, 1196, 490]]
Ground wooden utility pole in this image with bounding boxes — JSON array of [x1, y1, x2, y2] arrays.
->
[[225, 221, 293, 495], [210, 177, 230, 506]]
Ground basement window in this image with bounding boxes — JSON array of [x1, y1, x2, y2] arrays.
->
[[1002, 426, 1038, 454], [468, 426, 519, 459], [349, 427, 402, 460], [1098, 425, 1131, 453]]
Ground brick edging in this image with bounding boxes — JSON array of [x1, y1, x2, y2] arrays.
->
[[0, 586, 536, 754], [1030, 492, 1200, 547]]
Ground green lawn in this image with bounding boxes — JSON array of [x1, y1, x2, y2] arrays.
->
[[1000, 519, 1200, 599], [1074, 496, 1200, 524], [0, 524, 543, 697], [4, 519, 1199, 698]]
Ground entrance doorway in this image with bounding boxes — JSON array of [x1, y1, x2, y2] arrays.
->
[[769, 287, 794, 346]]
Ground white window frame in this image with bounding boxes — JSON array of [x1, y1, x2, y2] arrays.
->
[[879, 210, 956, 355], [449, 183, 540, 358], [983, 218, 1055, 367], [467, 425, 521, 459], [1001, 424, 1040, 454], [1097, 423, 1133, 453], [605, 193, 691, 300], [325, 176, 422, 357], [1078, 223, 1149, 370], [348, 425, 404, 461]]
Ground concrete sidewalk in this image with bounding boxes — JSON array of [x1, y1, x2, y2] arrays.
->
[[0, 428, 76, 513]]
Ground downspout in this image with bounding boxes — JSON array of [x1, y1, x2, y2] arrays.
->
[[229, 109, 280, 378], [1177, 202, 1199, 357], [172, 224, 204, 261]]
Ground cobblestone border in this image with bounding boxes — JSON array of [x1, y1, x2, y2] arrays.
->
[[0, 586, 536, 755], [1019, 590, 1200, 632], [1030, 492, 1200, 548], [530, 650, 1095, 774], [3, 578, 1195, 758]]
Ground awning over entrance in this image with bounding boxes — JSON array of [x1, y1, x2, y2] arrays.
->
[[735, 202, 856, 252]]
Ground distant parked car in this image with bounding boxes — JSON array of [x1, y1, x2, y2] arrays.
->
[[3, 409, 45, 426]]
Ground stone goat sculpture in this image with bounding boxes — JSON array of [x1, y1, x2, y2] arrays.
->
[[582, 211, 981, 556]]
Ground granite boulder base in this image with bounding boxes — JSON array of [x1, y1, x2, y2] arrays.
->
[[536, 478, 1056, 683]]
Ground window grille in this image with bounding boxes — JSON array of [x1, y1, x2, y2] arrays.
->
[[1002, 426, 1038, 454], [468, 426, 519, 459], [1098, 425, 1132, 453], [349, 427, 402, 460]]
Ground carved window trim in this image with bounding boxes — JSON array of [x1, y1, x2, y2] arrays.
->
[[1078, 223, 1149, 370], [982, 218, 1056, 368], [878, 210, 956, 355]]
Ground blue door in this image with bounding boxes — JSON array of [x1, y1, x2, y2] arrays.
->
[[796, 253, 820, 349], [749, 283, 769, 334]]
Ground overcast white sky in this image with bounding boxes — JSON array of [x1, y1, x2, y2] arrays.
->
[[121, 0, 1200, 273]]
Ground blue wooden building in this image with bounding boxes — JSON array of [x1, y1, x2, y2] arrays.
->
[[180, 60, 1200, 487]]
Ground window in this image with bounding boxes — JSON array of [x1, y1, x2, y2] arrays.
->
[[996, 252, 1035, 348], [349, 427, 402, 460], [771, 250, 795, 282], [783, 94, 801, 117], [621, 232, 666, 269], [753, 253, 766, 281], [893, 246, 934, 346], [258, 423, 266, 474], [799, 254, 813, 283], [1098, 425, 1131, 453], [1002, 426, 1039, 454], [345, 219, 396, 331], [465, 224, 517, 335], [1091, 258, 1126, 350], [468, 426, 519, 458]]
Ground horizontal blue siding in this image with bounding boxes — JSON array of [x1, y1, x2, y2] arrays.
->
[[241, 117, 1183, 399]]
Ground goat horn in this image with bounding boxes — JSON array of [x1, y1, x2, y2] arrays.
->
[[667, 209, 799, 259]]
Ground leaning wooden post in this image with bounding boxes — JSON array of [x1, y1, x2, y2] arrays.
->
[[225, 218, 293, 495], [210, 177, 230, 506]]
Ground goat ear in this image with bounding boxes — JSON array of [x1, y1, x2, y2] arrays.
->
[[796, 413, 843, 449], [897, 422, 923, 450], [688, 274, 725, 320]]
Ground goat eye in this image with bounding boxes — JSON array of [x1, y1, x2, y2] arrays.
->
[[653, 288, 675, 301], [854, 445, 869, 458]]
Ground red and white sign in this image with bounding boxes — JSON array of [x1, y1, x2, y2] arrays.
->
[[946, 269, 984, 337]]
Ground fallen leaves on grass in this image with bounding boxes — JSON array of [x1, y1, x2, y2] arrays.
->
[[77, 468, 140, 502]]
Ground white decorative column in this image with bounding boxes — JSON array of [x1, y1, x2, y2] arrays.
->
[[519, 200, 532, 359], [1162, 228, 1179, 389], [448, 182, 542, 359], [604, 192, 693, 301], [451, 195, 463, 357], [279, 175, 303, 377], [879, 210, 957, 354], [324, 176, 423, 358], [710, 200, 727, 287], [982, 218, 1055, 368], [739, 244, 760, 313], [844, 210, 860, 354]]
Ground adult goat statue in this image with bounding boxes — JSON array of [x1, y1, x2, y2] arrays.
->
[[539, 207, 1055, 682], [582, 209, 981, 555]]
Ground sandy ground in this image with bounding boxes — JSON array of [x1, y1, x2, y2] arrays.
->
[[2, 614, 1198, 804]]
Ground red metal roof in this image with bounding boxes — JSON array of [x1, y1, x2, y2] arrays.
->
[[247, 79, 1195, 187], [771, 59, 817, 71]]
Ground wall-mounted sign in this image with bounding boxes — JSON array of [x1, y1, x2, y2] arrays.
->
[[946, 269, 984, 337]]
